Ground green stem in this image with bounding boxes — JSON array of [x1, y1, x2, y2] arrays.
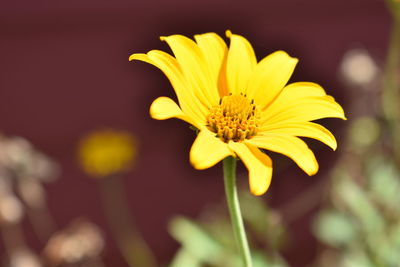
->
[[383, 13, 400, 162], [99, 176, 157, 267], [223, 156, 253, 267]]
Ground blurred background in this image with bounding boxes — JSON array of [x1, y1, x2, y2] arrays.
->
[[0, 0, 397, 266]]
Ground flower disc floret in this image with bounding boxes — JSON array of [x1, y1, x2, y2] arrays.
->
[[206, 93, 259, 142]]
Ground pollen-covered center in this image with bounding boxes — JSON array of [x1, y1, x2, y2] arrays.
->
[[206, 94, 259, 142]]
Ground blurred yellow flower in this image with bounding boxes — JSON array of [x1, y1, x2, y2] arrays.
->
[[130, 31, 345, 196], [78, 129, 136, 178]]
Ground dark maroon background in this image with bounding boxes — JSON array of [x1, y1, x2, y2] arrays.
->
[[0, 0, 391, 266]]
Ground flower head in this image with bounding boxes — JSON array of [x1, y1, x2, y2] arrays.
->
[[130, 31, 345, 196], [78, 129, 137, 178]]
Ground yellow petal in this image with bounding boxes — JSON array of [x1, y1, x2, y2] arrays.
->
[[261, 82, 346, 124], [247, 134, 319, 176], [130, 51, 207, 126], [263, 95, 346, 125], [271, 82, 327, 101], [190, 129, 233, 170], [247, 51, 298, 108], [160, 34, 219, 107], [217, 49, 229, 97], [225, 30, 257, 95], [129, 53, 153, 64], [130, 52, 186, 108], [194, 33, 228, 87], [259, 121, 337, 150], [229, 142, 273, 196], [150, 97, 199, 127], [194, 32, 229, 97]]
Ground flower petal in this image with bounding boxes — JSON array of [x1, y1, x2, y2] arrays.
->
[[194, 33, 228, 87], [264, 96, 346, 125], [229, 142, 273, 196], [225, 30, 257, 95], [195, 32, 229, 97], [190, 129, 233, 170], [160, 34, 220, 107], [259, 121, 337, 150], [270, 82, 327, 101], [150, 97, 199, 127], [247, 134, 319, 176], [261, 82, 346, 124], [130, 51, 207, 126], [247, 51, 298, 108]]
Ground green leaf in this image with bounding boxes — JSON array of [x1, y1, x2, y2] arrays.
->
[[313, 210, 357, 247], [169, 216, 223, 263], [342, 250, 374, 267], [169, 249, 202, 267], [368, 157, 400, 211], [333, 176, 385, 234]]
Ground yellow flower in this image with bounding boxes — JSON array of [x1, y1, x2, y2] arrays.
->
[[78, 129, 137, 178], [130, 31, 346, 196]]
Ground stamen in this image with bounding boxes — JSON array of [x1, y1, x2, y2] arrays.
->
[[206, 94, 259, 142]]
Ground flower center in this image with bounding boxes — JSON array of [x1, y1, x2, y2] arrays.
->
[[206, 94, 259, 142]]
